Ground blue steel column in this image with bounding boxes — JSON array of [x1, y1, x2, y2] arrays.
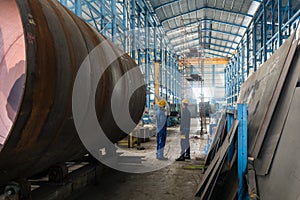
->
[[154, 25, 157, 62], [271, 0, 276, 51], [123, 0, 127, 52], [253, 23, 257, 71], [225, 67, 228, 104], [145, 10, 150, 108], [172, 56, 175, 103], [278, 0, 283, 47], [137, 10, 141, 67], [237, 103, 248, 200], [75, 0, 81, 17], [263, 0, 267, 62], [111, 0, 117, 43], [241, 46, 245, 83], [237, 53, 241, 95], [288, 0, 293, 19], [246, 31, 250, 76], [165, 50, 168, 100], [101, 0, 106, 34], [130, 0, 136, 60], [160, 35, 163, 97], [168, 52, 171, 101], [61, 0, 67, 6]]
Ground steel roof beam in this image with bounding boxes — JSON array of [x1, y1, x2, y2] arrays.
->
[[161, 6, 253, 24], [179, 51, 227, 59], [173, 40, 235, 50], [153, 0, 181, 11], [205, 52, 228, 58], [169, 28, 242, 42], [177, 43, 231, 55], [166, 18, 247, 34], [170, 35, 238, 45]]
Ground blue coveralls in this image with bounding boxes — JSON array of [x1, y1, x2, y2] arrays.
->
[[180, 106, 191, 158], [156, 107, 167, 158]]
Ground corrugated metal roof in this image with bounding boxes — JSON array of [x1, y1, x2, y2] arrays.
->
[[147, 0, 260, 58]]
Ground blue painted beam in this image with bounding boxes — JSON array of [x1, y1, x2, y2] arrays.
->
[[177, 42, 231, 55], [237, 103, 248, 200], [174, 41, 235, 51], [61, 0, 67, 6], [131, 0, 136, 60], [169, 28, 242, 42], [74, 0, 81, 17], [172, 36, 238, 47], [166, 18, 247, 34], [153, 0, 181, 11], [161, 6, 253, 24], [111, 0, 117, 43], [100, 0, 106, 33], [278, 0, 283, 46]]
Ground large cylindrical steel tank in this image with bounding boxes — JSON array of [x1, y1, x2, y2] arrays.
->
[[0, 0, 146, 185]]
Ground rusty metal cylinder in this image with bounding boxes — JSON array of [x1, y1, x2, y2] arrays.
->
[[0, 0, 145, 185]]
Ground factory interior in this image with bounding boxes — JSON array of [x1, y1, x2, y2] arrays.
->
[[0, 0, 300, 199]]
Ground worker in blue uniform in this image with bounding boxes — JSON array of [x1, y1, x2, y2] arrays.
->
[[176, 99, 191, 161], [156, 99, 168, 160]]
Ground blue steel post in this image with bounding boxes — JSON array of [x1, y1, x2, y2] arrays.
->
[[263, 0, 267, 62], [75, 0, 81, 17], [278, 0, 283, 47], [168, 52, 171, 101], [235, 58, 238, 102], [237, 53, 241, 95], [137, 10, 141, 67], [237, 103, 248, 200], [154, 24, 157, 62], [111, 0, 117, 43], [131, 0, 136, 60], [288, 0, 293, 19], [271, 0, 276, 52], [253, 23, 257, 71], [246, 32, 250, 76], [165, 50, 168, 100], [123, 0, 127, 52], [101, 0, 105, 34], [172, 56, 175, 103], [227, 106, 235, 162], [241, 46, 245, 83], [145, 10, 150, 108], [225, 67, 228, 103], [61, 0, 67, 6], [160, 34, 163, 97]]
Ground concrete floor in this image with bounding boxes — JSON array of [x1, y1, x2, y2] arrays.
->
[[70, 118, 209, 200]]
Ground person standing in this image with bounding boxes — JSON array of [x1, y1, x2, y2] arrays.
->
[[156, 99, 168, 160], [176, 99, 191, 161]]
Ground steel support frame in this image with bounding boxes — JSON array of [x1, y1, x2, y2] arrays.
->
[[225, 0, 299, 105], [237, 103, 248, 200]]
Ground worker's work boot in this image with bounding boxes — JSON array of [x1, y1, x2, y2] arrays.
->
[[175, 156, 185, 161]]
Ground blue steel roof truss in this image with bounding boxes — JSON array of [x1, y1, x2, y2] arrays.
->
[[150, 0, 253, 57]]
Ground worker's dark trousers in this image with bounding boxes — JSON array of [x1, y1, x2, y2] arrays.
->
[[156, 127, 167, 158], [180, 130, 190, 157]]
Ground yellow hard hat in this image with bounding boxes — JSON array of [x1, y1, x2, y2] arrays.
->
[[182, 99, 189, 104], [158, 99, 166, 107]]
